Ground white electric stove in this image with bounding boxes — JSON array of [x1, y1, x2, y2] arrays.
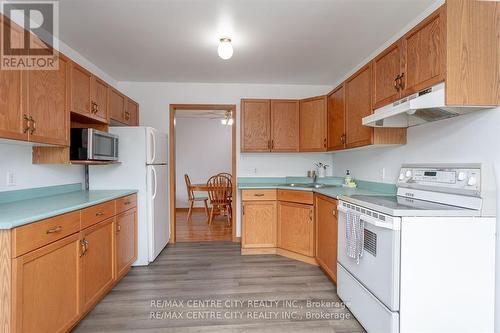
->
[[336, 164, 496, 333]]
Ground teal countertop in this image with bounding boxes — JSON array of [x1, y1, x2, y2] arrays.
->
[[0, 184, 137, 229], [237, 177, 396, 199]]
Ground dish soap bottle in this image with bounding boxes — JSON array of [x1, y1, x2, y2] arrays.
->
[[344, 170, 356, 188]]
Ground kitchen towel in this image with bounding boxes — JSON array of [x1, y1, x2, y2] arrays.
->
[[346, 209, 364, 264]]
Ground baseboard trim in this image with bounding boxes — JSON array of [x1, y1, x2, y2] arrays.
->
[[232, 236, 241, 243], [176, 207, 206, 212], [240, 247, 318, 266], [241, 247, 277, 255]]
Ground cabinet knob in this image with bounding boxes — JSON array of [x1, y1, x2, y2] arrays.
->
[[117, 225, 121, 232], [332, 209, 336, 217], [29, 116, 36, 134], [394, 74, 401, 91]]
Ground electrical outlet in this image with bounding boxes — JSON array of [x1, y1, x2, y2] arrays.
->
[[253, 168, 258, 174], [6, 172, 15, 186]]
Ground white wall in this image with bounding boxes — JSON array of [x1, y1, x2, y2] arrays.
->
[[175, 117, 232, 207]]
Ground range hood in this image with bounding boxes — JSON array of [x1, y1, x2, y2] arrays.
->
[[363, 83, 489, 128]]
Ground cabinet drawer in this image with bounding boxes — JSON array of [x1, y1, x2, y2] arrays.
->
[[241, 189, 277, 201], [81, 201, 116, 229], [116, 194, 137, 213], [12, 211, 81, 257], [278, 189, 314, 205]]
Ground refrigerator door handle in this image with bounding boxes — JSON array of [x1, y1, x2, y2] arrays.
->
[[149, 129, 156, 163], [151, 166, 158, 200]]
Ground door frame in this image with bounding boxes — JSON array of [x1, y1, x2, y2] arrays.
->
[[169, 104, 238, 243]]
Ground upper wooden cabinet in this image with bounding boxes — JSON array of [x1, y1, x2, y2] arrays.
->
[[270, 100, 299, 152], [27, 54, 71, 146], [372, 41, 403, 109], [315, 194, 338, 283], [372, 1, 499, 109], [110, 90, 139, 126], [327, 84, 346, 151], [400, 6, 445, 96], [70, 63, 108, 123], [241, 99, 271, 152], [299, 95, 327, 152], [345, 64, 373, 148], [126, 98, 139, 126]]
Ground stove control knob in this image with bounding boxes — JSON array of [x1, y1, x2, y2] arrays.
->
[[457, 172, 467, 181], [399, 173, 405, 181], [467, 176, 477, 186], [405, 170, 412, 178]]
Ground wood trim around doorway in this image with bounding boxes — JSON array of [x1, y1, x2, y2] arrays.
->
[[169, 104, 238, 243]]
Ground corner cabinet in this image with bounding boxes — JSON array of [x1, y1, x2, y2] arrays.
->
[[1, 194, 138, 333], [299, 96, 327, 152], [315, 194, 338, 283], [277, 201, 314, 257]]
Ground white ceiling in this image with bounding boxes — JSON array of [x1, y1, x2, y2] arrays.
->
[[59, 0, 437, 85]]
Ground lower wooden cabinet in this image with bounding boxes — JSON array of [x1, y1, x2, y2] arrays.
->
[[241, 201, 277, 248], [12, 233, 81, 333], [277, 201, 314, 257], [115, 208, 138, 278], [1, 195, 137, 333], [314, 194, 338, 283], [80, 217, 115, 312]]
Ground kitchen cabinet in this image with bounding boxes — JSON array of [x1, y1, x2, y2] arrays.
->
[[0, 194, 137, 332], [70, 62, 108, 123], [345, 64, 373, 148], [278, 201, 314, 257], [372, 41, 403, 109], [241, 99, 271, 152], [12, 233, 81, 333], [299, 96, 327, 152], [26, 53, 71, 146], [126, 98, 139, 126], [270, 100, 299, 152], [315, 194, 338, 283], [115, 208, 137, 278], [327, 84, 346, 151], [110, 88, 126, 124], [0, 17, 26, 142], [400, 6, 445, 97], [80, 218, 115, 312], [242, 200, 277, 249]]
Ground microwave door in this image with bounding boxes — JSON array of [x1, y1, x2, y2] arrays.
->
[[93, 132, 118, 160]]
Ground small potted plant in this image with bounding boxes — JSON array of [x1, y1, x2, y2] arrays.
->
[[315, 163, 329, 178]]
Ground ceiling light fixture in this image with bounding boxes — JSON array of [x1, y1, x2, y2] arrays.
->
[[217, 37, 233, 60]]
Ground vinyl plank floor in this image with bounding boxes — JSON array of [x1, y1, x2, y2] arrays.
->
[[72, 242, 365, 333]]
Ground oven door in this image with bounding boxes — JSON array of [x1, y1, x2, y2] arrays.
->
[[337, 203, 401, 311], [90, 130, 119, 161]]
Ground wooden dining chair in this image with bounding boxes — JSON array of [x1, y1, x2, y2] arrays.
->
[[184, 174, 209, 222], [217, 172, 233, 213], [206, 174, 232, 226]]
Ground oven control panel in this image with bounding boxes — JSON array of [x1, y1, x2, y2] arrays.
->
[[397, 165, 481, 194]]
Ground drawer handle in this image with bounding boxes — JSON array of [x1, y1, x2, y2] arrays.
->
[[254, 193, 265, 197], [96, 211, 104, 216], [46, 226, 62, 234], [124, 201, 131, 205]]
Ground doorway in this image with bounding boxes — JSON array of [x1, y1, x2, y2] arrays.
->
[[169, 104, 237, 243]]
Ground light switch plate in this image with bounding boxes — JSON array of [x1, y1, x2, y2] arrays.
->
[[6, 172, 15, 186]]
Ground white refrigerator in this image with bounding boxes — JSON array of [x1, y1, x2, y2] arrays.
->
[[89, 126, 169, 266]]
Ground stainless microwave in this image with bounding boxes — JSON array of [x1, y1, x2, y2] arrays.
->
[[70, 128, 119, 161]]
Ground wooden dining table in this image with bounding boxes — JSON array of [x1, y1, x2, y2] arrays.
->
[[190, 184, 232, 192]]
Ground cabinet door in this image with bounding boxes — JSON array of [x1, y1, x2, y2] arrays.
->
[[270, 99, 299, 152], [315, 194, 338, 283], [92, 76, 109, 122], [27, 54, 70, 145], [401, 6, 445, 96], [71, 62, 92, 116], [345, 64, 373, 148], [372, 41, 402, 109], [126, 98, 139, 126], [327, 85, 346, 151], [299, 96, 327, 152], [110, 88, 126, 124], [241, 99, 271, 152], [278, 202, 314, 257], [115, 208, 137, 278], [81, 218, 114, 312], [13, 233, 81, 333], [0, 17, 27, 141], [242, 201, 277, 248]]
